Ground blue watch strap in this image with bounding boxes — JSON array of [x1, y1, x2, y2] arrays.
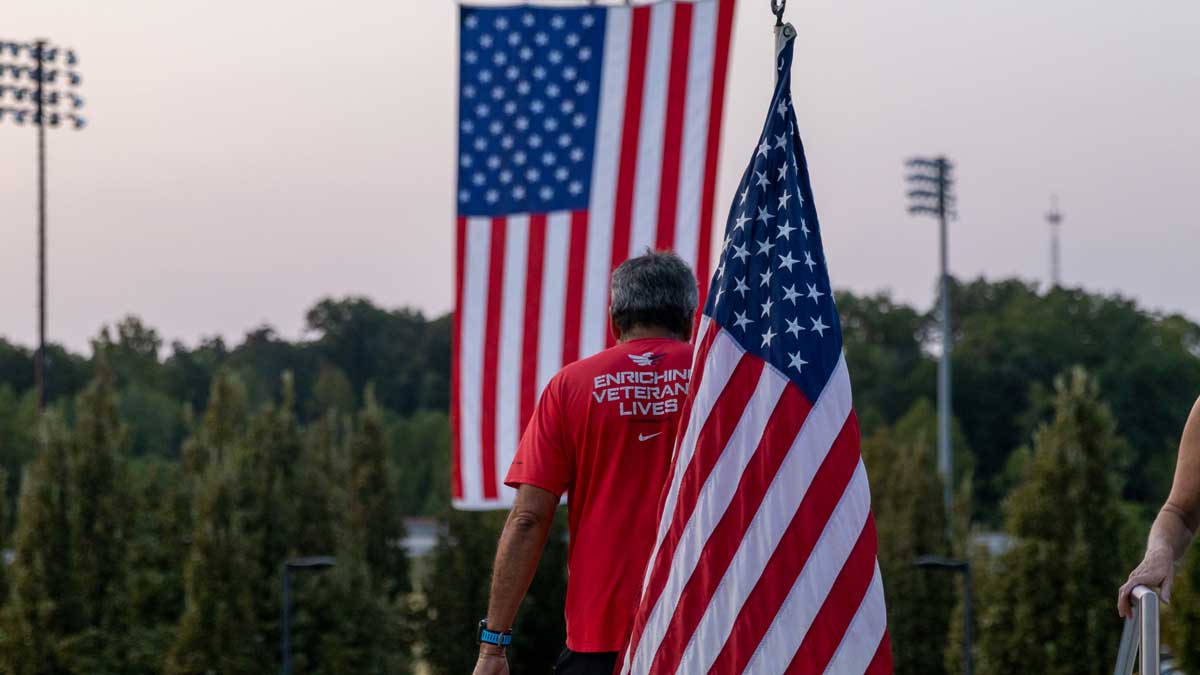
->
[[478, 619, 512, 646]]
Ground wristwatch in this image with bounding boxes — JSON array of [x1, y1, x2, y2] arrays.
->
[[478, 619, 513, 647]]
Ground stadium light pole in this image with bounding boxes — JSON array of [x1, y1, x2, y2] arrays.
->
[[281, 556, 336, 675], [906, 156, 956, 532], [0, 38, 87, 413], [914, 555, 973, 675]]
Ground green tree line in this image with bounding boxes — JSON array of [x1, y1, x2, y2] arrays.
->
[[0, 281, 1197, 673]]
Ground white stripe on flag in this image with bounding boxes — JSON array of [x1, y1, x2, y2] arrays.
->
[[631, 363, 789, 674], [672, 0, 717, 271], [824, 562, 888, 675], [628, 1, 675, 257], [639, 329, 743, 596], [458, 217, 493, 506], [742, 461, 873, 675], [690, 316, 713, 371], [677, 355, 855, 674], [537, 211, 572, 391], [579, 6, 631, 360], [495, 214, 529, 502]]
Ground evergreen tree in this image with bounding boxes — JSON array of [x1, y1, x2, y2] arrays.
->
[[233, 373, 305, 670], [972, 368, 1128, 675], [181, 369, 248, 476], [346, 388, 409, 598], [388, 410, 451, 516], [120, 459, 190, 674], [0, 363, 134, 674], [1163, 545, 1200, 670], [0, 385, 39, 500], [286, 413, 348, 675], [0, 467, 9, 607], [418, 509, 567, 674], [56, 364, 134, 673], [861, 400, 954, 675], [2, 421, 73, 674], [166, 456, 260, 674], [287, 390, 414, 673], [293, 412, 347, 558], [308, 551, 410, 674], [167, 369, 260, 674]]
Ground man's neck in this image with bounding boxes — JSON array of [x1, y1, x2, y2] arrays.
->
[[618, 326, 679, 343]]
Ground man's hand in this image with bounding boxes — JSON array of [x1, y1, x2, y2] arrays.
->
[[1118, 546, 1175, 618], [472, 647, 509, 675]]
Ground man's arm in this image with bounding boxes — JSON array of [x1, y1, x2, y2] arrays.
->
[[473, 484, 560, 672], [1119, 396, 1200, 616]]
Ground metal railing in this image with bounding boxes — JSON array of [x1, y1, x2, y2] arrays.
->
[[1114, 585, 1160, 675]]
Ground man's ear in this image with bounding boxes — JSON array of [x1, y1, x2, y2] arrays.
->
[[609, 315, 622, 343]]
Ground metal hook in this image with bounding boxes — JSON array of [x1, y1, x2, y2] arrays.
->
[[771, 0, 786, 27]]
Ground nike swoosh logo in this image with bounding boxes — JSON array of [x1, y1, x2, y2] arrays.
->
[[638, 432, 663, 442]]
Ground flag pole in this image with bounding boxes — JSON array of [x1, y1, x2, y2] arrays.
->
[[772, 2, 795, 74]]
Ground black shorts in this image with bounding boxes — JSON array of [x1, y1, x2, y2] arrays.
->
[[553, 648, 618, 675]]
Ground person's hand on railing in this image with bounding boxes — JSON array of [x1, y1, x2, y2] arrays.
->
[[1118, 547, 1174, 618]]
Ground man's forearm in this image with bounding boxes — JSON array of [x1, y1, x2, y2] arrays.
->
[[1148, 505, 1195, 561], [485, 504, 554, 632], [1150, 397, 1200, 559]]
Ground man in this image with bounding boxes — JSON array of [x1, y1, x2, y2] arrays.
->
[[473, 250, 698, 675], [1119, 395, 1200, 617]]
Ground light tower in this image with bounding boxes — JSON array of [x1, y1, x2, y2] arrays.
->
[[906, 156, 956, 531], [0, 39, 87, 412], [1047, 195, 1063, 288]]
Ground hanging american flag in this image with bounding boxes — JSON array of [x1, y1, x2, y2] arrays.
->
[[452, 0, 736, 509], [619, 25, 892, 675]]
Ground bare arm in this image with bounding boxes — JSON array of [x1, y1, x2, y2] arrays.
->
[[1119, 396, 1200, 616], [1154, 397, 1200, 553], [473, 484, 559, 672]]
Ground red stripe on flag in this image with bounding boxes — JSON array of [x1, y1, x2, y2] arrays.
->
[[867, 631, 894, 674], [561, 211, 589, 365], [642, 321, 723, 564], [606, 5, 651, 348], [786, 515, 880, 674], [695, 0, 736, 303], [707, 412, 863, 674], [519, 214, 548, 433], [625, 349, 764, 664], [654, 2, 693, 252], [645, 383, 812, 675], [479, 217, 508, 501], [451, 215, 467, 500]]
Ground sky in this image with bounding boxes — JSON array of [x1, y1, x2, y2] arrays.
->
[[1, 0, 1197, 352]]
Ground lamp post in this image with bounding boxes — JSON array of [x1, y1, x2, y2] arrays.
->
[[906, 156, 956, 531], [281, 556, 336, 675], [915, 555, 973, 675], [0, 39, 86, 413]]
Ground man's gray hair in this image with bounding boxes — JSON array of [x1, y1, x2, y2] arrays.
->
[[609, 249, 699, 339]]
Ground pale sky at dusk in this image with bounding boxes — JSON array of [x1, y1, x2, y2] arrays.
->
[[1, 1, 1197, 351]]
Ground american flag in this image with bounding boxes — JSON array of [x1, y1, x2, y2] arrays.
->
[[452, 0, 735, 510], [619, 26, 892, 674]]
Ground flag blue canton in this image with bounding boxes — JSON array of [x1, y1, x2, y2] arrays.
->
[[458, 6, 606, 217], [704, 36, 844, 403]]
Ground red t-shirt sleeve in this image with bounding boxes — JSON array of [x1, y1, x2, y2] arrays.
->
[[504, 374, 573, 497]]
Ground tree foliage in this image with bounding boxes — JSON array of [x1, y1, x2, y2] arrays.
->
[[0, 285, 1194, 672], [862, 400, 961, 675], [971, 368, 1129, 675], [418, 509, 567, 675]]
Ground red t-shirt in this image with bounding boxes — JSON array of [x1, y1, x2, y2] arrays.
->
[[505, 337, 693, 652]]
